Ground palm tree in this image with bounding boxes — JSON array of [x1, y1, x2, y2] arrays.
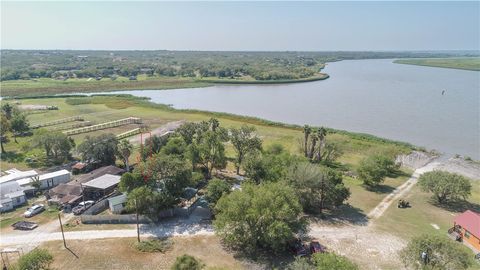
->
[[117, 139, 133, 172], [315, 127, 327, 162], [303, 125, 311, 158], [309, 128, 319, 159]]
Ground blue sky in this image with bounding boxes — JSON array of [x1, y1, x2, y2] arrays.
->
[[1, 1, 479, 51]]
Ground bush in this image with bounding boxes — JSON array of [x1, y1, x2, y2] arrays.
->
[[205, 178, 231, 207], [312, 252, 359, 270], [134, 238, 173, 253], [357, 154, 396, 186], [13, 248, 53, 270], [171, 254, 204, 270]]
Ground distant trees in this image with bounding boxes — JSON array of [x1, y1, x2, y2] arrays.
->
[[357, 154, 397, 187], [230, 125, 262, 174], [287, 163, 350, 214], [77, 134, 118, 166], [400, 234, 473, 270], [214, 182, 305, 253], [418, 171, 471, 204]]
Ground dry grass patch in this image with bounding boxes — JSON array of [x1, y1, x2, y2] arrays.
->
[[42, 236, 246, 270]]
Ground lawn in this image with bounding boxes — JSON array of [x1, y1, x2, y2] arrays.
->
[[375, 179, 480, 241], [394, 57, 480, 71], [0, 197, 59, 233], [41, 236, 247, 270]]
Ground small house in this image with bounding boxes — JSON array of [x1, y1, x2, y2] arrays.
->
[[108, 193, 127, 214], [48, 183, 83, 206], [0, 182, 27, 212], [83, 174, 121, 200], [71, 162, 86, 174], [75, 165, 125, 184], [451, 210, 480, 252]]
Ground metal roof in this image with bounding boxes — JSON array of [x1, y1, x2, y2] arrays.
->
[[39, 169, 70, 180], [83, 174, 121, 190], [0, 169, 37, 184]]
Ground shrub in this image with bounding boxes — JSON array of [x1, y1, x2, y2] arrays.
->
[[13, 248, 53, 270], [171, 254, 204, 270], [134, 238, 173, 253]]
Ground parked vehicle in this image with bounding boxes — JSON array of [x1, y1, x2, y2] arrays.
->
[[287, 239, 308, 257], [72, 200, 95, 215], [310, 241, 327, 254], [23, 204, 45, 218]]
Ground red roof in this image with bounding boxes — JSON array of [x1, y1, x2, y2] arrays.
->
[[72, 162, 86, 170], [454, 210, 480, 237]]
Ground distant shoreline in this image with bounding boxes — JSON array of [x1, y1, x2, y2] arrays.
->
[[393, 57, 480, 71]]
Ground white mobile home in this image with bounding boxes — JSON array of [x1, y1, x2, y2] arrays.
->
[[18, 169, 71, 192], [0, 181, 27, 212]]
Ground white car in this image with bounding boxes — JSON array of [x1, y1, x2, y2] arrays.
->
[[24, 204, 45, 218], [72, 200, 95, 215]]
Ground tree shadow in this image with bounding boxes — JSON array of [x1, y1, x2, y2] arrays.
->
[[432, 200, 480, 213], [309, 204, 369, 226], [0, 151, 25, 163], [364, 184, 396, 194], [387, 168, 411, 178]]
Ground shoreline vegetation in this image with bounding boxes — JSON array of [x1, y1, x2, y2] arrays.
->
[[0, 73, 329, 98], [393, 57, 480, 71], [5, 94, 419, 150]]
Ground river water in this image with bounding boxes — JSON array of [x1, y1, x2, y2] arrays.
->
[[95, 59, 480, 159]]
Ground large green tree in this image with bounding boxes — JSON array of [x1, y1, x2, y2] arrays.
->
[[0, 113, 10, 153], [418, 171, 471, 204], [188, 127, 228, 179], [400, 234, 473, 270], [214, 182, 306, 253], [32, 130, 74, 162], [229, 125, 262, 174], [10, 112, 29, 143], [287, 163, 350, 213], [77, 133, 118, 166]]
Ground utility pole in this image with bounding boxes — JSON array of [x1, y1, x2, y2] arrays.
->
[[58, 213, 67, 248], [135, 198, 140, 243], [80, 183, 86, 211]]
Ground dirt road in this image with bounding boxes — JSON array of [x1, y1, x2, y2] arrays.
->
[[128, 120, 185, 145]]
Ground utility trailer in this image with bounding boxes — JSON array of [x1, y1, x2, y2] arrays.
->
[[11, 221, 38, 230]]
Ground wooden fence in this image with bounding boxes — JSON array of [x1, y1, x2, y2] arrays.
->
[[51, 121, 93, 131], [31, 116, 84, 129], [116, 128, 142, 140], [63, 117, 142, 136]]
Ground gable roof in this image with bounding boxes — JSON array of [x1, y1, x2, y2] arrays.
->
[[83, 174, 121, 190], [49, 183, 82, 197], [455, 210, 480, 237], [75, 166, 125, 184]]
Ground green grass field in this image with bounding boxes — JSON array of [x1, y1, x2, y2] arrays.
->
[[394, 57, 480, 71]]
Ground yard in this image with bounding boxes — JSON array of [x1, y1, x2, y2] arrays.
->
[[0, 197, 60, 233], [41, 236, 249, 270]]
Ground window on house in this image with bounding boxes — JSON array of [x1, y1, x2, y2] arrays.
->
[[16, 197, 21, 203], [464, 231, 470, 239]]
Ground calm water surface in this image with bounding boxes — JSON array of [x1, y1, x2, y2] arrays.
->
[[102, 59, 480, 159]]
